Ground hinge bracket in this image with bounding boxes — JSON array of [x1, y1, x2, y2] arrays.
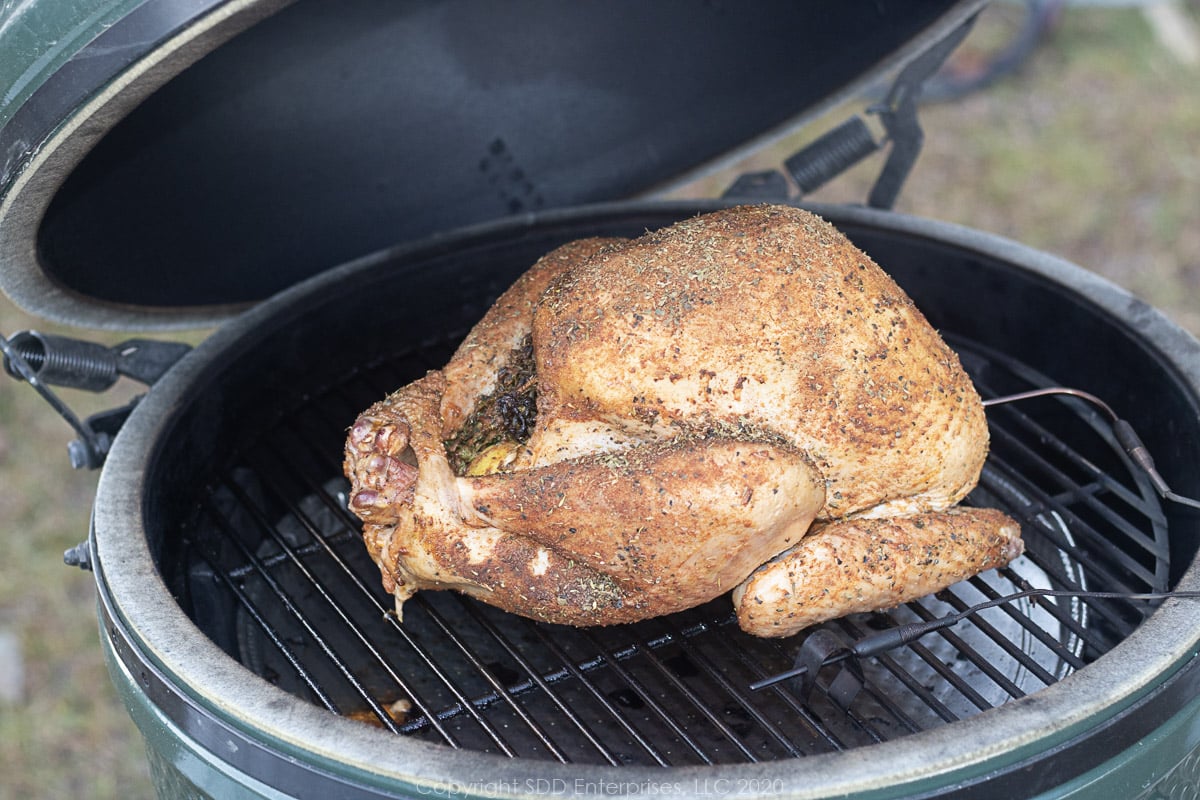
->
[[1, 331, 190, 469], [723, 13, 978, 208]]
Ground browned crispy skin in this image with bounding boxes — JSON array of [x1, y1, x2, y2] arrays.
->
[[733, 508, 1024, 637], [529, 204, 986, 516], [348, 368, 825, 626], [344, 204, 1022, 633], [457, 436, 825, 623]]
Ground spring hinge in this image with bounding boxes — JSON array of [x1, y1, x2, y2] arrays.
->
[[1, 330, 191, 469], [723, 13, 977, 208]]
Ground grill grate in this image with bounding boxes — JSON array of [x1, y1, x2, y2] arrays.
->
[[174, 333, 1169, 766]]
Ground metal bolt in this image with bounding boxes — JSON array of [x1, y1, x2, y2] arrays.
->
[[63, 540, 93, 572], [67, 439, 91, 469], [66, 432, 112, 470]]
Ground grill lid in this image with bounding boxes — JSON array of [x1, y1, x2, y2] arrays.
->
[[0, 0, 982, 330]]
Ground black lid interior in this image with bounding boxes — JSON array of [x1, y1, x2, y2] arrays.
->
[[5, 0, 971, 326]]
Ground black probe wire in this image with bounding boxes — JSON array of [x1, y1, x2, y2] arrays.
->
[[982, 386, 1200, 511], [748, 587, 1200, 691], [750, 386, 1200, 692]]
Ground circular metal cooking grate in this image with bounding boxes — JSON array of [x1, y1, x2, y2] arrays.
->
[[173, 330, 1169, 766]]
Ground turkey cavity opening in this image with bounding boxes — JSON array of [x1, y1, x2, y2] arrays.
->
[[444, 334, 538, 475]]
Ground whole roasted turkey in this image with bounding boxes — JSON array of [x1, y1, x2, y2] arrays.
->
[[344, 205, 1022, 637]]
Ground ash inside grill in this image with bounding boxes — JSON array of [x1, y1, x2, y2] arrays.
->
[[171, 325, 1167, 767]]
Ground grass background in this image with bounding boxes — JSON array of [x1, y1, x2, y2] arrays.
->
[[1, 3, 1197, 797]]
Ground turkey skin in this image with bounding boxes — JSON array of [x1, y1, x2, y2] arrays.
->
[[344, 205, 1022, 636]]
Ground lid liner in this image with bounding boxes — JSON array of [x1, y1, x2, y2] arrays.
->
[[2, 0, 971, 328]]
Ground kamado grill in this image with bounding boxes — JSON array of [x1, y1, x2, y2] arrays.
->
[[2, 1, 1200, 798]]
